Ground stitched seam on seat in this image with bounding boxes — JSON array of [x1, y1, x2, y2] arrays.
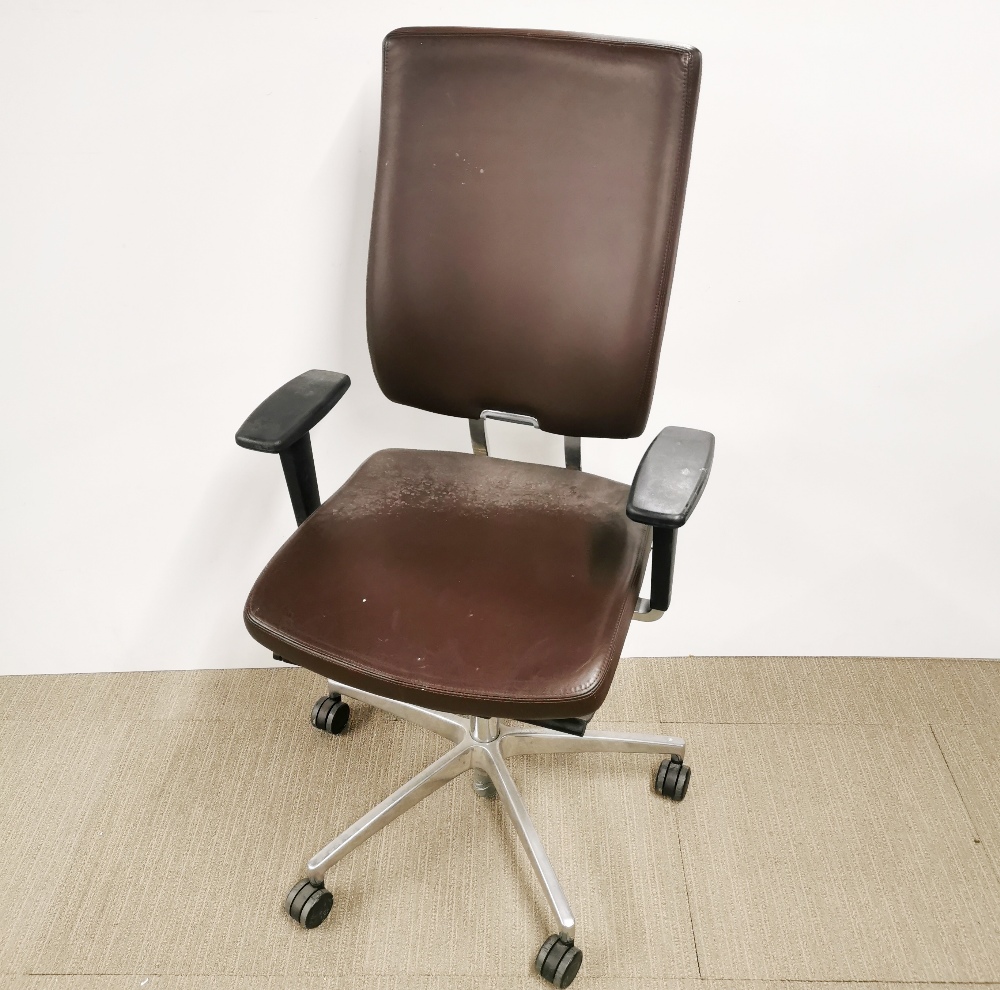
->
[[635, 51, 696, 430], [247, 609, 618, 704]]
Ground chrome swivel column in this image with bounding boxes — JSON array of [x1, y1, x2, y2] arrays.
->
[[470, 715, 499, 797]]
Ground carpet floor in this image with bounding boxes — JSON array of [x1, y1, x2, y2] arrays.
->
[[2, 657, 1000, 989]]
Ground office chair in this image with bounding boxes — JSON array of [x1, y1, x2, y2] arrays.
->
[[236, 27, 712, 988]]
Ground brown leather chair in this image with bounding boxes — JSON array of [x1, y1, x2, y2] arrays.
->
[[236, 27, 713, 988]]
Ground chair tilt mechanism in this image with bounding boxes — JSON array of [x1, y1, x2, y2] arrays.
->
[[236, 27, 712, 989]]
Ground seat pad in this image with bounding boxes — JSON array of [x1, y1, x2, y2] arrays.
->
[[245, 449, 651, 719]]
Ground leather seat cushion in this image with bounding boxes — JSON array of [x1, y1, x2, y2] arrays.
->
[[245, 448, 651, 719]]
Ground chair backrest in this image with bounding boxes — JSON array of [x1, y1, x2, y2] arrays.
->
[[367, 27, 701, 439]]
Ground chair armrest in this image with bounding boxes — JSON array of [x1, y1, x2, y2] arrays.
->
[[235, 369, 351, 527], [627, 426, 714, 621], [626, 426, 715, 528], [235, 370, 351, 454]]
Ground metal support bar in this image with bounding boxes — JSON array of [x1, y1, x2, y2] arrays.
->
[[469, 418, 489, 456], [307, 741, 473, 881], [564, 436, 581, 471], [501, 727, 684, 760], [485, 746, 576, 941]]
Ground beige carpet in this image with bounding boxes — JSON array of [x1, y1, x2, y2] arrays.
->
[[2, 657, 1000, 989]]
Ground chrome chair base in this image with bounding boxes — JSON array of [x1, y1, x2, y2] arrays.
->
[[294, 676, 686, 955]]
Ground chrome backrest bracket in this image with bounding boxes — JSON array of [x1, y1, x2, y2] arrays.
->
[[472, 409, 539, 456], [471, 412, 581, 473], [481, 409, 540, 428]]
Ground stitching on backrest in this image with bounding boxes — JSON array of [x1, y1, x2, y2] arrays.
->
[[386, 28, 694, 57]]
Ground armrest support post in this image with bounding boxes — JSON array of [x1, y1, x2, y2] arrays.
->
[[280, 433, 321, 526], [650, 525, 677, 613], [628, 426, 714, 622]]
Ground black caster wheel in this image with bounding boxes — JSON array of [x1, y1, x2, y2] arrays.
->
[[311, 694, 350, 735], [655, 754, 691, 801], [286, 878, 333, 929], [535, 934, 583, 987]]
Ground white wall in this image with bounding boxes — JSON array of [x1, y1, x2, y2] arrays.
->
[[1, 0, 998, 676]]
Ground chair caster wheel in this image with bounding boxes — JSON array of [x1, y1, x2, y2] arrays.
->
[[535, 934, 583, 987], [286, 878, 333, 929], [311, 695, 350, 734], [655, 754, 690, 801]]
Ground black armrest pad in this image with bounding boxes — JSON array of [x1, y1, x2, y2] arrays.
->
[[626, 426, 715, 527], [235, 370, 350, 453]]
